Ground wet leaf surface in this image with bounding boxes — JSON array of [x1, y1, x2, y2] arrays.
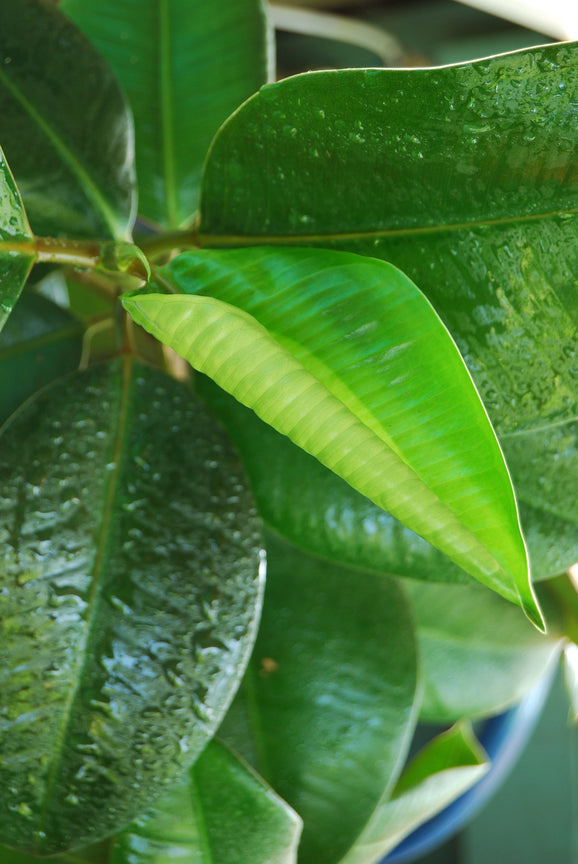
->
[[0, 358, 263, 854], [0, 146, 34, 332]]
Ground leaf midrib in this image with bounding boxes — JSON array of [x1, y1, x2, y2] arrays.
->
[[198, 206, 578, 247], [0, 65, 121, 239], [37, 357, 134, 841]]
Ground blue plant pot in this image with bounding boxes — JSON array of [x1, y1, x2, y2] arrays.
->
[[382, 670, 554, 864]]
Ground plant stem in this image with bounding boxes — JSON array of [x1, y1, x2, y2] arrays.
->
[[137, 226, 201, 259], [1, 235, 151, 282], [34, 236, 102, 268]]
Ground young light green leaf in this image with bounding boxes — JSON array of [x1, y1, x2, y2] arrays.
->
[[197, 376, 576, 587], [197, 373, 474, 587], [112, 740, 301, 864], [219, 533, 418, 864], [0, 145, 35, 331], [0, 0, 135, 240], [0, 359, 263, 854], [61, 0, 272, 228], [123, 246, 541, 625], [339, 723, 489, 864], [404, 580, 562, 723]]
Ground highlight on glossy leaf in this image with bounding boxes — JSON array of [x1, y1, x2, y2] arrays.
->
[[0, 145, 35, 332], [0, 0, 136, 240], [122, 245, 543, 629]]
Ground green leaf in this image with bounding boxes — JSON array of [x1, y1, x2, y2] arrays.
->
[[0, 146, 35, 331], [0, 358, 263, 854], [0, 840, 111, 864], [219, 533, 418, 864], [200, 43, 578, 252], [501, 420, 578, 579], [196, 376, 574, 586], [197, 373, 474, 586], [112, 740, 301, 864], [0, 741, 301, 864], [198, 42, 577, 576], [0, 0, 136, 240], [339, 723, 488, 864], [0, 292, 82, 422], [61, 0, 272, 229], [403, 579, 562, 723], [123, 246, 541, 626]]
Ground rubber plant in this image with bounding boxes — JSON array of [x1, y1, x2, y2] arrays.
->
[[0, 1, 576, 863]]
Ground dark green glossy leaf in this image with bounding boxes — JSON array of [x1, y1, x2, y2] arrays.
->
[[61, 0, 271, 228], [112, 740, 301, 864], [0, 0, 136, 239], [403, 579, 562, 723], [0, 292, 82, 422], [124, 246, 541, 625], [0, 358, 263, 854], [198, 43, 578, 578], [0, 740, 301, 864], [340, 723, 488, 864], [0, 146, 35, 331], [501, 420, 578, 578], [219, 533, 418, 864], [0, 839, 110, 864]]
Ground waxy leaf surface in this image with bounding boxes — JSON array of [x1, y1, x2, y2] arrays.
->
[[0, 359, 263, 854], [0, 742, 300, 864], [219, 533, 418, 864], [112, 740, 301, 864], [340, 723, 488, 864], [0, 292, 82, 421], [500, 419, 578, 578], [124, 246, 540, 624], [0, 146, 34, 331], [403, 579, 562, 722], [0, 0, 135, 239], [61, 0, 271, 228], [199, 42, 578, 574]]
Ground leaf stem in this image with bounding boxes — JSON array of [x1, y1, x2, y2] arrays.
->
[[0, 236, 150, 282], [34, 236, 101, 268], [138, 226, 201, 259]]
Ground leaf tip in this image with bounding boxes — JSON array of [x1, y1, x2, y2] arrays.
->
[[523, 591, 546, 633]]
